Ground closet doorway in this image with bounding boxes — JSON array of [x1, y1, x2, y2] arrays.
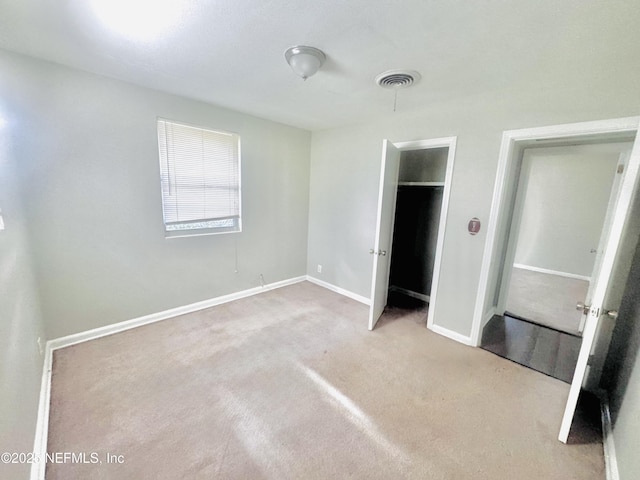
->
[[369, 137, 456, 332]]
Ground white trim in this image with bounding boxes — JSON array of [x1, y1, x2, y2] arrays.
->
[[512, 263, 591, 282], [600, 394, 620, 480], [306, 275, 371, 305], [49, 276, 307, 350], [391, 136, 457, 334], [483, 307, 497, 325], [473, 308, 498, 346], [30, 343, 53, 480], [428, 323, 473, 346], [472, 116, 640, 348], [559, 121, 640, 442], [389, 285, 430, 302], [471, 130, 514, 346], [427, 137, 456, 333], [394, 137, 457, 151]]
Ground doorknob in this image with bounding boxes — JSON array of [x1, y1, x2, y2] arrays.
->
[[576, 302, 591, 315], [604, 310, 618, 320], [379, 250, 387, 256], [369, 249, 375, 255]]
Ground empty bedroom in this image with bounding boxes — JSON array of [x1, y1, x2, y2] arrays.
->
[[1, 1, 640, 479]]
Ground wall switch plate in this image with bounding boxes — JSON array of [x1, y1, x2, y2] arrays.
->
[[317, 264, 322, 273]]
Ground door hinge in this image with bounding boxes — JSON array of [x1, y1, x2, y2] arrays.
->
[[617, 164, 625, 174], [587, 354, 595, 366]]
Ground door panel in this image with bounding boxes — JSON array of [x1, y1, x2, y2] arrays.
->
[[583, 162, 640, 392], [368, 140, 401, 330], [559, 136, 640, 443], [578, 150, 631, 333]]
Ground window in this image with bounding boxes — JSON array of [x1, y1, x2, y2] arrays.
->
[[157, 119, 241, 236]]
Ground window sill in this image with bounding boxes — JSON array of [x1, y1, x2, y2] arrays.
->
[[164, 227, 241, 239]]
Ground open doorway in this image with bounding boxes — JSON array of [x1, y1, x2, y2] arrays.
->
[[498, 142, 632, 336], [471, 116, 640, 444], [481, 140, 633, 383], [368, 137, 456, 334], [388, 147, 447, 306]]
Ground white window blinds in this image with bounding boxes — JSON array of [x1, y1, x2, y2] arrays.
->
[[157, 119, 241, 235]]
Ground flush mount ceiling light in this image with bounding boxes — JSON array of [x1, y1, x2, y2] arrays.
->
[[375, 69, 422, 111], [285, 46, 326, 80]]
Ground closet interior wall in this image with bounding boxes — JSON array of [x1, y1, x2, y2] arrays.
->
[[389, 147, 448, 302]]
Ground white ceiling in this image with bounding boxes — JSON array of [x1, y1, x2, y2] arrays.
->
[[0, 0, 638, 131]]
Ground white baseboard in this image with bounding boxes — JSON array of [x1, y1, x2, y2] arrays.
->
[[600, 393, 620, 480], [49, 276, 307, 351], [484, 307, 497, 325], [30, 275, 308, 480], [428, 323, 474, 346], [471, 307, 498, 347], [513, 263, 591, 282], [305, 276, 371, 305], [31, 272, 472, 480], [30, 343, 53, 480], [305, 278, 473, 346], [389, 285, 430, 303], [306, 278, 476, 348]]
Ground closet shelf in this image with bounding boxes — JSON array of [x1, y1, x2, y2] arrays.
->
[[397, 181, 445, 187]]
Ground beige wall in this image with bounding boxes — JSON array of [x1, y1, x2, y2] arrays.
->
[[307, 92, 640, 338], [0, 114, 45, 479], [513, 144, 628, 277], [0, 49, 312, 340]]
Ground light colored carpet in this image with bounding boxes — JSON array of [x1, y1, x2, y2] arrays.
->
[[47, 281, 603, 479], [506, 268, 589, 335]]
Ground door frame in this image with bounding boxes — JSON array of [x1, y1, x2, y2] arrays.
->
[[494, 143, 631, 334], [375, 136, 456, 334], [471, 116, 640, 347]]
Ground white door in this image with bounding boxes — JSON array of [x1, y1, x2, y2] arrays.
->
[[368, 140, 401, 330], [575, 150, 631, 333], [559, 137, 640, 442]]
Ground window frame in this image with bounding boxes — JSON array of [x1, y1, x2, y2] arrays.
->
[[156, 118, 242, 238]]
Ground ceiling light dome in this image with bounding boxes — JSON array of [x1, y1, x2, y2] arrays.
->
[[285, 46, 326, 80]]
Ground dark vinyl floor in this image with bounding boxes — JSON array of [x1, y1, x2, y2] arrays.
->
[[481, 314, 582, 383], [387, 289, 429, 310]]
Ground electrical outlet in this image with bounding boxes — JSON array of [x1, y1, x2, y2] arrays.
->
[[317, 264, 322, 273], [37, 337, 43, 356]]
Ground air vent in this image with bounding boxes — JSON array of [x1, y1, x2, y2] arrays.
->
[[375, 70, 421, 89]]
